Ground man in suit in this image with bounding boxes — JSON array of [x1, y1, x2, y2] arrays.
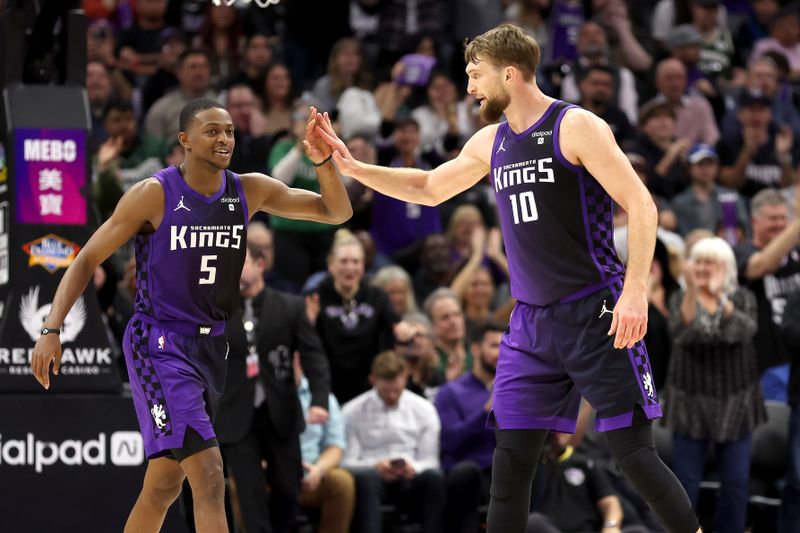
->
[[216, 240, 331, 533]]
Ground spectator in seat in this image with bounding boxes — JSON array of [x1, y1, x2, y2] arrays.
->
[[342, 351, 446, 533], [435, 321, 503, 533]]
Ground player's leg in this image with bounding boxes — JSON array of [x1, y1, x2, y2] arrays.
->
[[486, 429, 549, 533], [605, 408, 700, 533], [180, 445, 229, 533], [124, 457, 186, 533], [487, 301, 579, 533], [559, 288, 700, 533]]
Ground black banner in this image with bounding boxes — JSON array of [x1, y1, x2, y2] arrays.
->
[[0, 85, 121, 392], [0, 394, 187, 532]]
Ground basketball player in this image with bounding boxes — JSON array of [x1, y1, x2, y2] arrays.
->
[[30, 99, 352, 533], [316, 24, 700, 533]]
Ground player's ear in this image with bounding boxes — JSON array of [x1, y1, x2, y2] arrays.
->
[[178, 131, 190, 150], [504, 67, 513, 83]]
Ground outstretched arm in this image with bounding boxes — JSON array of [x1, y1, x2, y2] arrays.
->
[[316, 112, 494, 206], [560, 109, 657, 349], [31, 179, 165, 389], [243, 108, 353, 224]]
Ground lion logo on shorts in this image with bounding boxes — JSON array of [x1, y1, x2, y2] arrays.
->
[[151, 403, 167, 429]]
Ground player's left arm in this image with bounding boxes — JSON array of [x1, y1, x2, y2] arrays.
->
[[560, 109, 658, 349], [241, 107, 353, 224]]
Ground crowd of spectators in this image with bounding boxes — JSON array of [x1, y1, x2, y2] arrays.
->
[[78, 0, 800, 531]]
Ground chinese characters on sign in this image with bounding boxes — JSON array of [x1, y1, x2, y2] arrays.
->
[[14, 129, 86, 225]]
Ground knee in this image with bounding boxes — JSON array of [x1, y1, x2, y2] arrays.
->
[[191, 459, 226, 505], [324, 468, 356, 497], [447, 461, 482, 491], [418, 468, 446, 490], [351, 468, 382, 492], [144, 473, 184, 510]]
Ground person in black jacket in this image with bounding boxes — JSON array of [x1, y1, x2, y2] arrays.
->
[[305, 230, 400, 404], [216, 241, 331, 533]]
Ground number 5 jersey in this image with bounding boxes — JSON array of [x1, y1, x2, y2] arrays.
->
[[133, 166, 248, 327]]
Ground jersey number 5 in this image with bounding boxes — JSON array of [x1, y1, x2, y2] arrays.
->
[[509, 191, 538, 224], [200, 255, 217, 285]]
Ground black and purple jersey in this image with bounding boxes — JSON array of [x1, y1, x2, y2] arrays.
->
[[491, 100, 625, 307], [134, 166, 249, 327]]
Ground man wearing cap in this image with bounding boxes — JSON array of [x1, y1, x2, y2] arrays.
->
[[671, 144, 749, 239], [666, 24, 709, 95], [718, 89, 798, 197]]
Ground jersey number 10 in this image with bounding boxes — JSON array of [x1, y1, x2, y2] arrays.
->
[[509, 191, 538, 224]]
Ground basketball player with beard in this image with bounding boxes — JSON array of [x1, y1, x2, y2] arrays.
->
[[316, 23, 700, 533]]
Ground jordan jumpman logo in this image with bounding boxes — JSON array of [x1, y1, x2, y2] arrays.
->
[[598, 300, 614, 318], [174, 195, 190, 212]]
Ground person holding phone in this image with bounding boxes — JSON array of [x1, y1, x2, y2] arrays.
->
[[341, 351, 446, 533]]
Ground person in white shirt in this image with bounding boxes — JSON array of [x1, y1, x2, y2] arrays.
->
[[341, 351, 445, 533]]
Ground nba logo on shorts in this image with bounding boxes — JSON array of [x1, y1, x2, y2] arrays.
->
[[110, 431, 145, 466]]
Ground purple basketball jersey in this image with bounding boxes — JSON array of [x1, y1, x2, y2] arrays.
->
[[134, 166, 249, 325], [548, 0, 585, 62], [491, 100, 625, 306]]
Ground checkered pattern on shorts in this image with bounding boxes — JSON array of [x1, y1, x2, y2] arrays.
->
[[581, 171, 625, 279], [609, 278, 659, 406], [129, 318, 173, 437], [134, 235, 152, 314]]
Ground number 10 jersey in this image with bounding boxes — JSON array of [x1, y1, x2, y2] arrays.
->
[[491, 100, 625, 307], [134, 166, 248, 325]]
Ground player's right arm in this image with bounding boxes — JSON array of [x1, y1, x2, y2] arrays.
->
[[316, 112, 495, 206], [31, 178, 165, 389]]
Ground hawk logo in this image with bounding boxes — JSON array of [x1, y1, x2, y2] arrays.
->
[[598, 300, 614, 319], [20, 285, 86, 342], [173, 196, 190, 212], [642, 372, 655, 399], [151, 403, 167, 429], [496, 137, 506, 154], [157, 335, 165, 350]]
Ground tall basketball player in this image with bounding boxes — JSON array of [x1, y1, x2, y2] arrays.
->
[[31, 99, 352, 533], [316, 24, 701, 533]]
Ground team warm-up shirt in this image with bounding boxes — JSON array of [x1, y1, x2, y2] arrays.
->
[[134, 166, 249, 325], [491, 100, 626, 306]]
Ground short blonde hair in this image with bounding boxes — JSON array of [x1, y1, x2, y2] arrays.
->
[[327, 229, 364, 263], [689, 237, 738, 296], [371, 265, 418, 313], [464, 23, 541, 82]]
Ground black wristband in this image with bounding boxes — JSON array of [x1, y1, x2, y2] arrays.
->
[[40, 327, 60, 336], [313, 154, 333, 167]]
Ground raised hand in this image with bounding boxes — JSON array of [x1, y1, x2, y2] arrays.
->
[[302, 106, 333, 165], [315, 112, 363, 178]]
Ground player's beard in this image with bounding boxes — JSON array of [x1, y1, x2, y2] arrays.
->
[[481, 89, 510, 123]]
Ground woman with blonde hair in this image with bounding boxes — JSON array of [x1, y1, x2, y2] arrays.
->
[[665, 236, 765, 533], [371, 265, 418, 316], [305, 229, 399, 403]]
